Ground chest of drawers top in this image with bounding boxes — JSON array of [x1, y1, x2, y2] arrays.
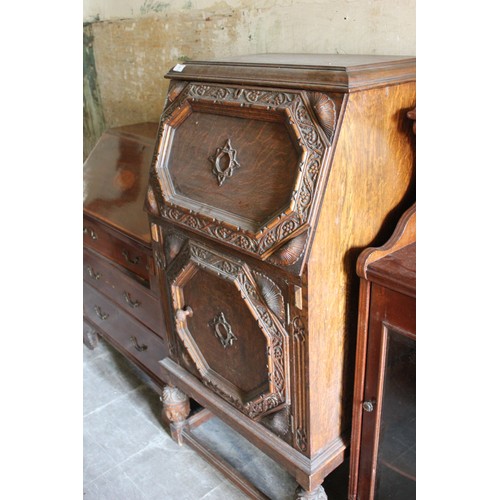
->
[[83, 122, 158, 246]]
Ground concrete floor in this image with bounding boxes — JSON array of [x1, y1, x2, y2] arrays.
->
[[83, 324, 350, 499], [83, 329, 301, 499]]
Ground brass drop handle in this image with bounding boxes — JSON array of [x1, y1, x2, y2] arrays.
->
[[123, 292, 141, 308], [122, 249, 140, 264], [130, 336, 147, 352], [86, 266, 101, 280], [94, 306, 109, 320], [362, 401, 375, 412], [83, 226, 98, 240], [176, 306, 193, 322]]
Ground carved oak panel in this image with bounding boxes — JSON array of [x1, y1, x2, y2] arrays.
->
[[166, 239, 290, 419], [169, 112, 299, 226], [149, 82, 340, 265]]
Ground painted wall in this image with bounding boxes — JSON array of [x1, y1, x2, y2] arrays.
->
[[83, 0, 415, 158]]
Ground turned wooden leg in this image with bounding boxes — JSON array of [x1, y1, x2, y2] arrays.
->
[[161, 385, 190, 445], [295, 484, 327, 500], [83, 325, 99, 350]]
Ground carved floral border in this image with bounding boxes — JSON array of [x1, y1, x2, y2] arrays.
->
[[167, 240, 289, 419], [149, 83, 334, 262]]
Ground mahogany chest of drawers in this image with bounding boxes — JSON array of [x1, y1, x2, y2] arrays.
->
[[83, 122, 167, 392], [145, 54, 416, 498]]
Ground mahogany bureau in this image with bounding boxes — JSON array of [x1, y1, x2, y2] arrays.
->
[[145, 54, 416, 499], [83, 122, 167, 392]]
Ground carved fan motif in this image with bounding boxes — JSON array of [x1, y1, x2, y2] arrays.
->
[[267, 231, 308, 267], [310, 92, 337, 144], [254, 273, 285, 322], [146, 186, 159, 216]]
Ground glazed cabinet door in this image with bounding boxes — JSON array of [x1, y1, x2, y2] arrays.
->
[[356, 284, 416, 500], [163, 237, 289, 420]]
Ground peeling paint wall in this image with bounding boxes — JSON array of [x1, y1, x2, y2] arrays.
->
[[83, 0, 415, 157], [83, 24, 107, 160]]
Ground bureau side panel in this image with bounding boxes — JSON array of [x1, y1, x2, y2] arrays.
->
[[306, 82, 416, 455]]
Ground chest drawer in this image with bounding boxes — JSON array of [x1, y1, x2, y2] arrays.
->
[[83, 248, 163, 336], [83, 216, 151, 282], [83, 282, 167, 386]]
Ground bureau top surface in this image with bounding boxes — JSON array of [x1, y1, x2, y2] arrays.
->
[[166, 53, 416, 92], [83, 122, 158, 244]]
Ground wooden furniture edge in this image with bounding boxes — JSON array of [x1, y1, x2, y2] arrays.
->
[[83, 316, 164, 394], [182, 428, 270, 499], [159, 356, 347, 490], [347, 279, 372, 499], [83, 212, 152, 251], [355, 203, 416, 279], [165, 57, 416, 93]]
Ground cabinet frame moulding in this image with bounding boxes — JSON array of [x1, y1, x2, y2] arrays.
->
[[148, 81, 346, 273]]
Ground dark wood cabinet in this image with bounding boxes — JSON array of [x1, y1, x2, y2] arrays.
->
[[83, 123, 167, 392], [146, 54, 416, 498], [348, 204, 416, 500]]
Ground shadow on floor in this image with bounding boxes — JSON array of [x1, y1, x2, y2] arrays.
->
[[83, 328, 348, 499]]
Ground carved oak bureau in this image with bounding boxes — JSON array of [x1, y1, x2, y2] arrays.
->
[[83, 123, 167, 392], [145, 54, 416, 499]]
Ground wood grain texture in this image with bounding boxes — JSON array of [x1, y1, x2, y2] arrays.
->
[[83, 247, 164, 335], [166, 54, 416, 94], [356, 203, 416, 279], [353, 284, 415, 500], [348, 206, 416, 500], [306, 82, 415, 456], [168, 110, 299, 227], [83, 122, 158, 243], [159, 356, 346, 492], [347, 280, 371, 499], [83, 123, 170, 398], [146, 55, 417, 495], [148, 82, 343, 265], [83, 215, 152, 282], [165, 238, 290, 419], [365, 243, 416, 298], [181, 267, 269, 395], [83, 281, 167, 392]]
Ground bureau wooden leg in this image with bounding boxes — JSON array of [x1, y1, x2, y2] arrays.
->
[[83, 325, 99, 350], [295, 484, 327, 500], [161, 385, 190, 445]]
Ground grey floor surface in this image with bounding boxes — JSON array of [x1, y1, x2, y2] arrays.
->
[[83, 327, 298, 499]]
